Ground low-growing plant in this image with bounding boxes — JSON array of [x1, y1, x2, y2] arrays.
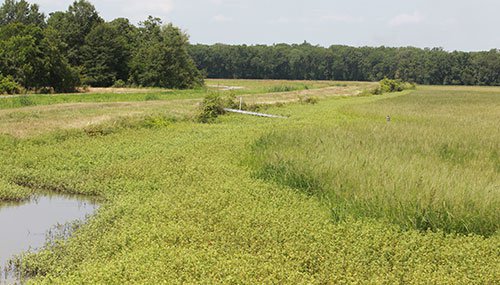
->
[[145, 94, 160, 101], [142, 115, 176, 128], [267, 85, 297, 93], [18, 95, 35, 106], [299, 95, 319, 104]]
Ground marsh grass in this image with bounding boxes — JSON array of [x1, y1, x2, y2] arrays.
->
[[267, 85, 299, 93], [251, 87, 500, 236]]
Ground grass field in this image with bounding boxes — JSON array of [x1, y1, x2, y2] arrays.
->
[[0, 79, 371, 137], [0, 81, 498, 284]]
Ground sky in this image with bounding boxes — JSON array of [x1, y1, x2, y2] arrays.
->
[[33, 0, 500, 51]]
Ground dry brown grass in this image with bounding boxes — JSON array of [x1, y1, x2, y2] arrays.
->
[[86, 87, 170, 94], [0, 100, 198, 137], [240, 82, 376, 105]]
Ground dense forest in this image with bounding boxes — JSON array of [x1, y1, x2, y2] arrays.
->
[[1, 0, 499, 94], [189, 44, 500, 86], [0, 0, 202, 93]]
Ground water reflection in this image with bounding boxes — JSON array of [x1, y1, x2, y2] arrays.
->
[[0, 194, 97, 284]]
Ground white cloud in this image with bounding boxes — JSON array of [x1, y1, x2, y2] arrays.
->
[[213, 14, 233, 23], [389, 11, 424, 27]]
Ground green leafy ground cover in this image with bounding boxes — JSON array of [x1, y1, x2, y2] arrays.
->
[[0, 83, 498, 283]]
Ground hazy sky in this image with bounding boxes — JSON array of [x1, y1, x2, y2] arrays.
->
[[34, 0, 500, 51]]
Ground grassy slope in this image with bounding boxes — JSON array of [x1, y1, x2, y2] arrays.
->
[[0, 84, 498, 283]]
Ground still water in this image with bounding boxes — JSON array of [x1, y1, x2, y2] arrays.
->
[[0, 194, 97, 284]]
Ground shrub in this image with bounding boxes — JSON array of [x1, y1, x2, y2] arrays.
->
[[371, 78, 416, 95], [381, 78, 416, 92], [196, 93, 226, 123], [113, 80, 127, 88], [0, 75, 23, 95]]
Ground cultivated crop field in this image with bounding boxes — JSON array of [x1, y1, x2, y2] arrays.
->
[[0, 81, 498, 284]]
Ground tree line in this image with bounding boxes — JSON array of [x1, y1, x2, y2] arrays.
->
[[189, 43, 500, 86], [1, 0, 499, 94], [0, 0, 202, 93]]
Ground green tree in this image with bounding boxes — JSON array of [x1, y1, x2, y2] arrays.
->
[[47, 0, 103, 66], [0, 0, 45, 27], [129, 17, 203, 89], [0, 23, 79, 92], [81, 22, 132, 86]]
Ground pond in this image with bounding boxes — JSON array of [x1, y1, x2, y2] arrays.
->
[[0, 194, 97, 284]]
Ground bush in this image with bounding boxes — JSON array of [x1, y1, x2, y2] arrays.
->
[[381, 78, 416, 92], [371, 78, 416, 95], [113, 80, 127, 88], [196, 93, 227, 123], [0, 75, 23, 95]]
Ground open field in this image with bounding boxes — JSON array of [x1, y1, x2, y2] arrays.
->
[[0, 81, 498, 284], [0, 80, 372, 137]]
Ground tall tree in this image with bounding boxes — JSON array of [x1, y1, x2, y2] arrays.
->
[[47, 0, 103, 66], [129, 17, 203, 88], [0, 0, 45, 27], [81, 22, 133, 86], [0, 23, 79, 92]]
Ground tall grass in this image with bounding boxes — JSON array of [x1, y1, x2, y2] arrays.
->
[[251, 88, 500, 236]]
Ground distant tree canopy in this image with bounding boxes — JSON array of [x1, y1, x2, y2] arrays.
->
[[0, 0, 203, 93], [189, 43, 500, 86]]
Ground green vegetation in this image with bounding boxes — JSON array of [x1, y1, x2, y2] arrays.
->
[[190, 43, 500, 85], [267, 85, 301, 93], [370, 78, 416, 95], [0, 74, 23, 94], [0, 180, 32, 201], [196, 92, 227, 123], [0, 0, 202, 92], [0, 82, 498, 283], [0, 79, 342, 111], [250, 87, 499, 236]]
